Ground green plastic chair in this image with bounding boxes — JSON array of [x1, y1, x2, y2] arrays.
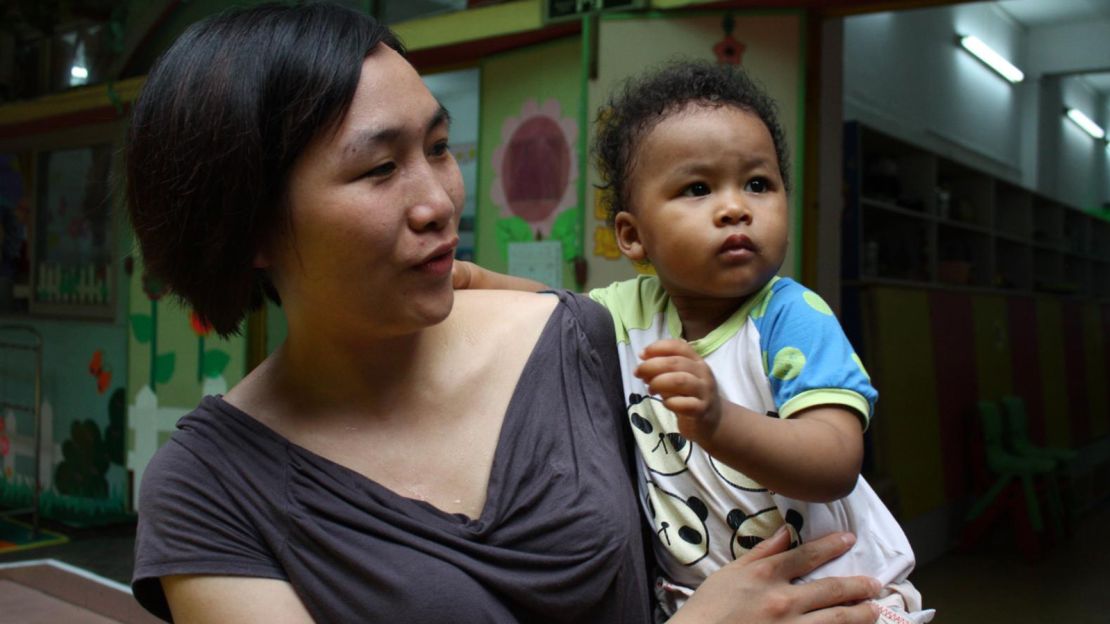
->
[[965, 400, 1064, 544], [999, 395, 1078, 464], [1000, 395, 1076, 527]]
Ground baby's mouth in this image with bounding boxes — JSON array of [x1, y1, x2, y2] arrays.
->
[[719, 234, 757, 255]]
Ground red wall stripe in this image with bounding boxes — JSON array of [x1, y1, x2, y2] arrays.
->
[[928, 290, 978, 500]]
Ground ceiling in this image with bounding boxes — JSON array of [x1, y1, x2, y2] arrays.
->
[[996, 0, 1110, 96], [996, 0, 1110, 27]]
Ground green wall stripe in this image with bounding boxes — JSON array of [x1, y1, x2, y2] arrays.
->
[[793, 10, 806, 280], [578, 14, 591, 286]]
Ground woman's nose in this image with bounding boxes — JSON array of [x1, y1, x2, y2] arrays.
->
[[407, 166, 458, 232]]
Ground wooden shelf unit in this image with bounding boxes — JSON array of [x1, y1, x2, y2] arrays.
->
[[843, 121, 1109, 298]]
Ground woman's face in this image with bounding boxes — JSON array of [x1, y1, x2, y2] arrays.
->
[[271, 46, 464, 336]]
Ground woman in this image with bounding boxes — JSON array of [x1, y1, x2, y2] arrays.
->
[[127, 3, 881, 622]]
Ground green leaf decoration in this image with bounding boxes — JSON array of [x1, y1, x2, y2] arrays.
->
[[550, 208, 582, 261], [130, 314, 153, 343], [495, 216, 535, 260], [202, 350, 231, 379], [154, 353, 176, 385]]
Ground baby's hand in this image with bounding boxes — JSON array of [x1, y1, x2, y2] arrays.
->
[[634, 339, 722, 444], [452, 260, 476, 289]]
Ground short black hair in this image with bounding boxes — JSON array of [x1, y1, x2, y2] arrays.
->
[[126, 2, 404, 336], [593, 60, 790, 224]]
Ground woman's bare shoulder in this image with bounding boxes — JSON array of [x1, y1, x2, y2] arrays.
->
[[450, 290, 560, 330]]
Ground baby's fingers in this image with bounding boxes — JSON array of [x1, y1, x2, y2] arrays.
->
[[634, 355, 701, 383], [644, 371, 707, 400], [661, 395, 708, 417], [641, 339, 699, 360]]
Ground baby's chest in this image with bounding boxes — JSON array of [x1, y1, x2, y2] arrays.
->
[[621, 324, 774, 410]]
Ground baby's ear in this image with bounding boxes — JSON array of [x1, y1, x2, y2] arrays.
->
[[614, 212, 646, 262]]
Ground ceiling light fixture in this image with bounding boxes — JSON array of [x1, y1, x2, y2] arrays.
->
[[957, 35, 1024, 83], [1065, 107, 1106, 140]]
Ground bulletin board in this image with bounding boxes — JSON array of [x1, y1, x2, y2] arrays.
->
[[26, 124, 120, 319]]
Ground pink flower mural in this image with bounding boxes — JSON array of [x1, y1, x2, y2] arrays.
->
[[491, 99, 578, 239]]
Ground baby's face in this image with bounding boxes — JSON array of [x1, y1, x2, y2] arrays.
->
[[616, 103, 788, 304]]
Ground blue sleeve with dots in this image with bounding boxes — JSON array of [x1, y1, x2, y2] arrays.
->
[[749, 278, 877, 426]]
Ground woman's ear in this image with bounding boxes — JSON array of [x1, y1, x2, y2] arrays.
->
[[252, 250, 270, 269], [614, 212, 646, 262]]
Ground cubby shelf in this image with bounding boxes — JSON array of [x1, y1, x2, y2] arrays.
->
[[843, 121, 1110, 299]]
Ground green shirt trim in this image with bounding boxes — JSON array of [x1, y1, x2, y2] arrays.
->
[[679, 277, 780, 358], [779, 388, 871, 430]]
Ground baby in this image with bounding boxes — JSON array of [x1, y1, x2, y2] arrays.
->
[[458, 60, 933, 624]]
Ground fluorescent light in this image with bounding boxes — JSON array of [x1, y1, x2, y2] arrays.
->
[[958, 35, 1024, 83], [70, 65, 88, 79], [1065, 107, 1106, 140]]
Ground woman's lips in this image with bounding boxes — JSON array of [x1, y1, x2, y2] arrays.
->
[[414, 239, 458, 276]]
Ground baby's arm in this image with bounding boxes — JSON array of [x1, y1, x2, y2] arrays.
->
[[635, 339, 862, 502], [452, 259, 546, 292]]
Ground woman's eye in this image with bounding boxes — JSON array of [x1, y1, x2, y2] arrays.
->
[[430, 140, 451, 157], [365, 162, 396, 178], [682, 182, 711, 197], [745, 177, 769, 193]]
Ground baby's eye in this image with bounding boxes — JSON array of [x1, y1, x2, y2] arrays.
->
[[745, 177, 769, 193], [682, 182, 711, 197]]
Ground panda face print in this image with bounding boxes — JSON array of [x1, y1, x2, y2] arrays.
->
[[709, 456, 770, 491], [628, 393, 692, 476], [646, 482, 710, 566], [726, 506, 804, 560]]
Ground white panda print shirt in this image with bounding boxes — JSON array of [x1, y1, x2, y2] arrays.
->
[[590, 276, 917, 617]]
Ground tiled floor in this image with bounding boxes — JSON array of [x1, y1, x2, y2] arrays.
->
[[0, 522, 136, 585], [0, 560, 160, 624], [913, 499, 1110, 623], [0, 502, 1107, 622]]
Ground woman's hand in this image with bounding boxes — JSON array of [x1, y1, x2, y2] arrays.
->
[[670, 529, 881, 624]]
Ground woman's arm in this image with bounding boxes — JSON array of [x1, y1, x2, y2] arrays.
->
[[162, 575, 314, 624], [670, 530, 881, 624]]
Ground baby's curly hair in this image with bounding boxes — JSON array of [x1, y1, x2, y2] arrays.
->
[[593, 60, 790, 224]]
